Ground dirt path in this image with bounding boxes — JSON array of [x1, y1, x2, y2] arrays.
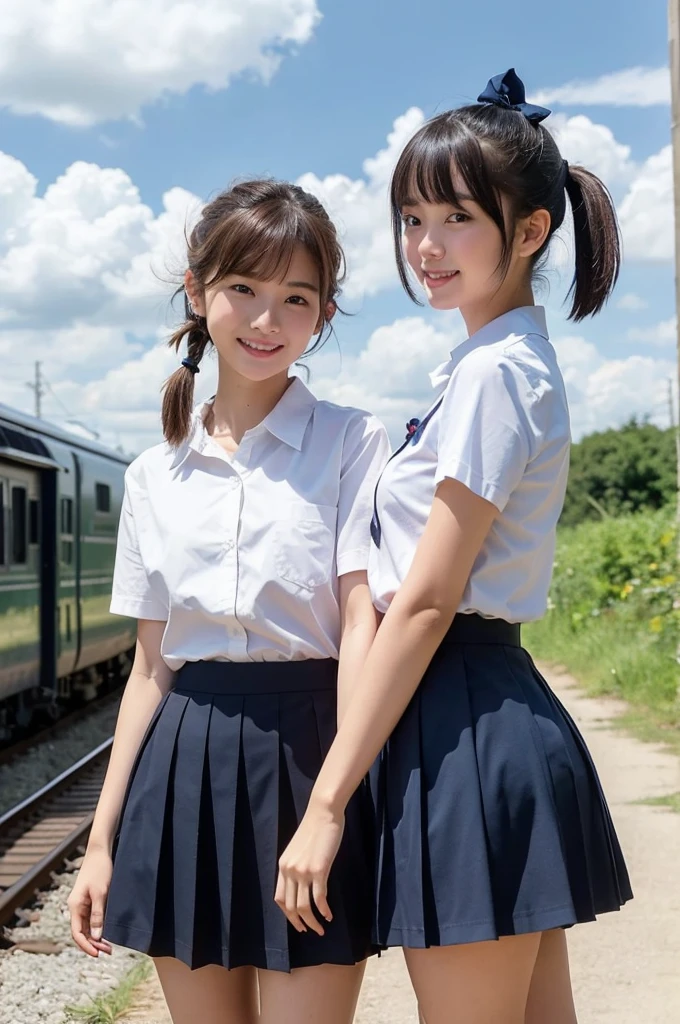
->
[[119, 664, 680, 1024]]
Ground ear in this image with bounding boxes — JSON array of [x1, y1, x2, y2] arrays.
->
[[516, 209, 552, 258], [315, 300, 336, 334], [184, 269, 206, 317]]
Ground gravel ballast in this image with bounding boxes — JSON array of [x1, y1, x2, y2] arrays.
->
[[1, 869, 143, 1024], [0, 698, 121, 816]]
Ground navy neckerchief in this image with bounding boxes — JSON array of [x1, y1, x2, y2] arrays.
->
[[370, 395, 444, 549]]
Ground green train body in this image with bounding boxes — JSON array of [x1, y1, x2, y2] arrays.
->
[[0, 403, 135, 737]]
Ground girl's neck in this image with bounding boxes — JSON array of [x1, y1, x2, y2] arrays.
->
[[461, 281, 535, 338], [207, 358, 292, 445]]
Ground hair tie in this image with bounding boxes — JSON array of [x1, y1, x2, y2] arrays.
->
[[182, 357, 200, 374], [477, 68, 551, 125], [558, 159, 570, 190]]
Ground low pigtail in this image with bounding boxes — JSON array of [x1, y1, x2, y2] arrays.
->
[[161, 296, 211, 447], [564, 165, 621, 322]]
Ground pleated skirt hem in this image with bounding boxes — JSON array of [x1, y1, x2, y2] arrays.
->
[[371, 630, 633, 949], [377, 902, 600, 949], [102, 919, 373, 973], [103, 659, 377, 973]]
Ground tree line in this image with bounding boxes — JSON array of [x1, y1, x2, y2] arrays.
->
[[561, 419, 677, 527]]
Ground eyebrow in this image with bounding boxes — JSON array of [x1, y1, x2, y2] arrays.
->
[[286, 280, 319, 293]]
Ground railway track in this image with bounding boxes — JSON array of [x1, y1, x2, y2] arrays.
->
[[0, 740, 111, 929], [0, 689, 122, 769]]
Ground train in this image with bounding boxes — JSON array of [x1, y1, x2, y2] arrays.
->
[[0, 402, 135, 740]]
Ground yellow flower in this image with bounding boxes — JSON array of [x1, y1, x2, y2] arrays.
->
[[649, 616, 663, 634], [621, 583, 634, 598], [648, 562, 658, 571]]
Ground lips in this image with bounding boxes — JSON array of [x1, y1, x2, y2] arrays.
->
[[238, 337, 283, 357], [422, 269, 459, 290]]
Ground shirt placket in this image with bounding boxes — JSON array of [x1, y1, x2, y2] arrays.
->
[[222, 460, 249, 659]]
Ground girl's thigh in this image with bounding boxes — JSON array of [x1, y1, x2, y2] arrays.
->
[[525, 929, 577, 1024], [404, 933, 542, 1024], [258, 961, 367, 1024], [154, 957, 258, 1024]]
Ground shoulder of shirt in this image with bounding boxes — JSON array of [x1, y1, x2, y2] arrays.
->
[[309, 397, 388, 440], [123, 441, 175, 486], [452, 330, 563, 398]]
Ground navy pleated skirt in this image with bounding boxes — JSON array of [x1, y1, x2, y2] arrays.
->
[[371, 614, 633, 948], [103, 659, 375, 972]]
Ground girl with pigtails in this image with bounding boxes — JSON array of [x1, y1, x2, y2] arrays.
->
[[278, 70, 633, 1024], [68, 179, 390, 1024]]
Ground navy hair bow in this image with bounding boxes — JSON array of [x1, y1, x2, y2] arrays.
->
[[477, 68, 551, 125]]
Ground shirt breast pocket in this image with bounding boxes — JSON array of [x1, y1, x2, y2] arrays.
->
[[274, 503, 337, 590]]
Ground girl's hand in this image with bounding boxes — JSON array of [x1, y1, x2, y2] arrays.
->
[[275, 800, 345, 936], [67, 847, 114, 957]]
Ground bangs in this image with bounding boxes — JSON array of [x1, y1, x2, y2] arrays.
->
[[197, 200, 326, 293], [391, 113, 505, 230]]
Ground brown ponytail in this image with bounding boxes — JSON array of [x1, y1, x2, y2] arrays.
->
[[161, 296, 212, 447], [564, 165, 621, 321], [160, 179, 345, 448]]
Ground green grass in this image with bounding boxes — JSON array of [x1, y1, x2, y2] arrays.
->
[[523, 506, 680, 753], [634, 792, 680, 813], [64, 959, 152, 1024]]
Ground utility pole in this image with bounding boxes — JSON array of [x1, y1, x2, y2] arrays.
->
[[670, 0, 680, 674], [25, 360, 44, 418]]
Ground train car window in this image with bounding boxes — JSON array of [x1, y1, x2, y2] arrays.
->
[[29, 499, 40, 545], [0, 480, 5, 565], [61, 496, 73, 534], [11, 486, 27, 564], [95, 483, 111, 513], [60, 496, 74, 565]]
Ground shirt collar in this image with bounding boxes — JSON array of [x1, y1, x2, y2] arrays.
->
[[429, 306, 549, 391], [168, 375, 317, 469]]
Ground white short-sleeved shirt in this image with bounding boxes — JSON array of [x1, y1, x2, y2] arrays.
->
[[111, 377, 390, 668], [368, 306, 570, 622]]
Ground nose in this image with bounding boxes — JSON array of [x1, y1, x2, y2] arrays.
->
[[418, 228, 445, 262], [250, 304, 280, 335]]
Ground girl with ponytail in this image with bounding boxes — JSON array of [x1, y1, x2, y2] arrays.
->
[[68, 179, 390, 1024], [278, 70, 632, 1023]]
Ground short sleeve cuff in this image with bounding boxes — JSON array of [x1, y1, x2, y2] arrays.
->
[[109, 595, 168, 620], [336, 547, 370, 577], [434, 457, 511, 512]]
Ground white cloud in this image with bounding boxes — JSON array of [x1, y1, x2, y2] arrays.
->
[[0, 154, 201, 331], [532, 67, 670, 108], [310, 316, 460, 440], [617, 292, 648, 311], [550, 114, 636, 187], [552, 335, 676, 438], [297, 107, 425, 300], [0, 0, 320, 126], [618, 146, 673, 260], [626, 317, 677, 347]]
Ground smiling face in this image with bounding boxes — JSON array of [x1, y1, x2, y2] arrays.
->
[[400, 168, 552, 332], [401, 174, 507, 315], [185, 245, 328, 383]]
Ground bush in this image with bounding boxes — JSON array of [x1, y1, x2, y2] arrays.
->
[[525, 507, 680, 715], [561, 419, 677, 527]]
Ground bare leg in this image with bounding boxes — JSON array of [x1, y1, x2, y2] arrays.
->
[[404, 934, 542, 1024], [259, 961, 366, 1024], [154, 957, 258, 1024], [525, 930, 577, 1024]]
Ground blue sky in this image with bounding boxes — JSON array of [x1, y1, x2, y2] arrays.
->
[[0, 0, 674, 450]]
